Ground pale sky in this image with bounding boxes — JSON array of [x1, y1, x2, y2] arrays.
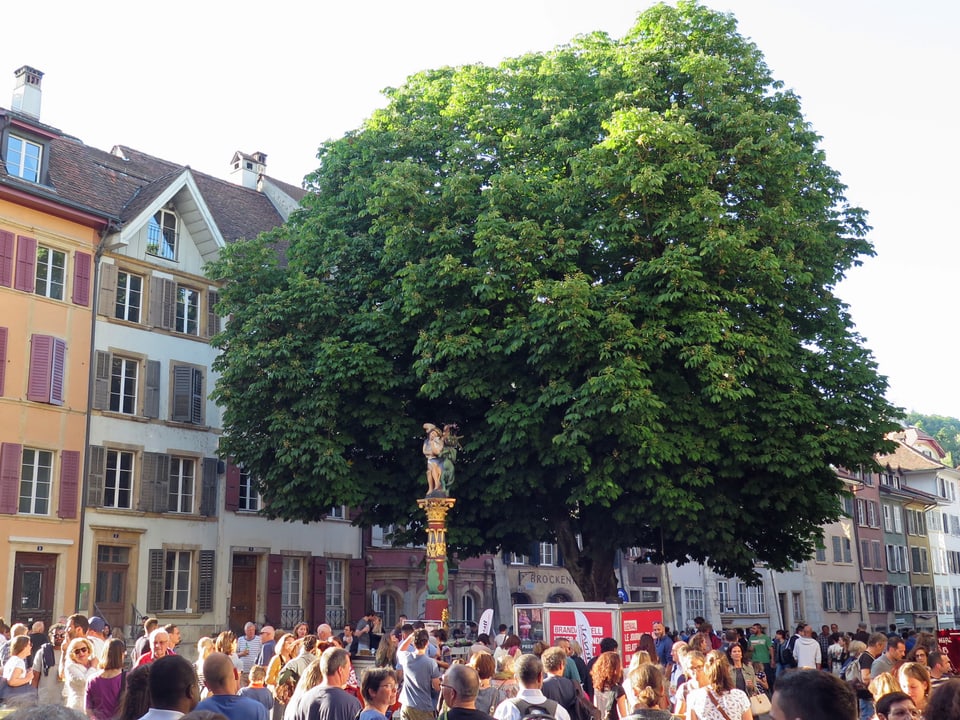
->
[[4, 1, 957, 417]]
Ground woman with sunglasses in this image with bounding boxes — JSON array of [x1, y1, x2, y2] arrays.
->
[[64, 636, 97, 711]]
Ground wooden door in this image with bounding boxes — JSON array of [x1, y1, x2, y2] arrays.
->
[[94, 545, 129, 628], [11, 552, 57, 627], [229, 554, 258, 634]]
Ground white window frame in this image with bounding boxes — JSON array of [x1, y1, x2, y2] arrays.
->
[[718, 580, 731, 611], [328, 505, 346, 520], [175, 286, 200, 335], [540, 542, 557, 566], [326, 559, 344, 609], [238, 469, 261, 512], [684, 588, 705, 627], [893, 506, 904, 534], [163, 550, 192, 611], [35, 245, 66, 300], [115, 270, 143, 323], [5, 134, 42, 182], [508, 553, 529, 565], [19, 447, 53, 515], [147, 209, 178, 260], [168, 458, 195, 514], [462, 593, 476, 622], [110, 356, 139, 414], [104, 449, 134, 509], [281, 556, 302, 608]]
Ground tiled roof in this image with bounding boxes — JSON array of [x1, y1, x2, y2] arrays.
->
[[877, 440, 944, 472], [263, 174, 308, 203], [1, 108, 296, 242]]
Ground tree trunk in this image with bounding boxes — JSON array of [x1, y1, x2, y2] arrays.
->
[[556, 521, 619, 602]]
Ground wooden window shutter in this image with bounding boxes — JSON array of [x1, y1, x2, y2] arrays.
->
[[310, 556, 327, 630], [198, 550, 216, 613], [0, 326, 7, 396], [14, 235, 37, 292], [98, 262, 118, 317], [87, 445, 106, 508], [206, 290, 220, 338], [72, 251, 92, 306], [225, 463, 241, 512], [0, 442, 23, 514], [93, 351, 111, 410], [139, 452, 170, 513], [147, 549, 164, 612], [172, 365, 192, 422], [144, 360, 161, 418], [148, 277, 175, 330], [58, 450, 80, 519], [200, 458, 218, 517], [191, 368, 203, 424], [349, 558, 366, 624], [266, 554, 283, 625], [50, 338, 66, 406], [27, 334, 53, 402], [0, 229, 14, 287]]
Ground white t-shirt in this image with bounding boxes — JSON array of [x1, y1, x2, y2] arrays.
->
[[3, 655, 26, 681], [686, 687, 750, 720]]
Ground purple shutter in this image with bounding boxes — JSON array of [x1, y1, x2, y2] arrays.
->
[[14, 235, 37, 292], [27, 335, 53, 402], [50, 338, 66, 405], [225, 463, 240, 511], [0, 229, 14, 287], [349, 559, 366, 624], [266, 554, 284, 626], [310, 556, 326, 630], [0, 326, 7, 396], [0, 442, 22, 514], [58, 450, 80, 519], [72, 251, 92, 306]]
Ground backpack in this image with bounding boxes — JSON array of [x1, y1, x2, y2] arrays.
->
[[40, 643, 56, 676], [513, 698, 559, 720], [843, 655, 866, 691], [780, 637, 798, 668]]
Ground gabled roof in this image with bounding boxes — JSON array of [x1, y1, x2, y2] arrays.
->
[[1, 108, 295, 244], [878, 441, 944, 473]]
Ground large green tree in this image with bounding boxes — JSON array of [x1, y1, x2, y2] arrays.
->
[[208, 1, 898, 600]]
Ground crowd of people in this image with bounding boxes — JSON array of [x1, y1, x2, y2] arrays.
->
[[5, 614, 960, 720]]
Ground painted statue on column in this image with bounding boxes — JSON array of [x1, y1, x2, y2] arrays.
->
[[423, 423, 460, 497]]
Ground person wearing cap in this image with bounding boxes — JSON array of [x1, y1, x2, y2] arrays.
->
[[87, 617, 107, 661], [257, 626, 276, 666]]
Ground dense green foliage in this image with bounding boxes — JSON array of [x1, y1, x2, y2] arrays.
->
[[906, 413, 960, 466], [208, 1, 899, 598]]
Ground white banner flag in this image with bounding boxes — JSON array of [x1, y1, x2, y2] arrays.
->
[[478, 608, 494, 637], [574, 610, 594, 662]]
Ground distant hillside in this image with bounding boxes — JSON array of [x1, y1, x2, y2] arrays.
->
[[905, 413, 960, 468]]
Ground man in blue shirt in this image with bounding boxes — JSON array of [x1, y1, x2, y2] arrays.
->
[[652, 622, 673, 672], [196, 652, 269, 720]]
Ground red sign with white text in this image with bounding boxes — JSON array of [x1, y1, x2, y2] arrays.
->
[[548, 610, 615, 658], [620, 609, 663, 665]]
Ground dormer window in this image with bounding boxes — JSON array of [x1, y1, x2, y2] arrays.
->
[[147, 209, 178, 261], [5, 133, 43, 182]]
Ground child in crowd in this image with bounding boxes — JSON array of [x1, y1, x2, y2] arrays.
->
[[239, 665, 274, 711]]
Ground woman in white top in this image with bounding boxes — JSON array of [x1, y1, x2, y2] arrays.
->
[[3, 635, 38, 706], [686, 650, 752, 720], [63, 636, 98, 711]]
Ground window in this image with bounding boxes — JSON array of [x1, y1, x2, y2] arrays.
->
[[822, 582, 835, 611], [326, 559, 344, 610], [842, 495, 854, 516], [911, 547, 929, 574], [19, 448, 52, 515], [736, 583, 765, 614], [865, 583, 875, 611], [815, 545, 826, 562], [103, 450, 134, 509], [238, 469, 260, 512], [282, 556, 302, 608], [883, 504, 892, 532], [861, 539, 872, 569], [843, 537, 853, 563], [115, 270, 143, 323], [540, 543, 557, 566], [377, 592, 398, 629], [868, 501, 879, 528], [832, 536, 842, 563], [27, 335, 66, 405], [718, 581, 731, 611], [893, 506, 904, 534], [35, 245, 66, 300], [5, 134, 42, 182], [462, 594, 476, 622], [168, 458, 195, 513], [873, 541, 882, 571], [684, 588, 705, 627], [856, 499, 867, 527], [328, 506, 346, 520], [791, 592, 803, 624], [147, 209, 178, 260], [508, 553, 529, 565], [110, 357, 139, 414], [171, 364, 203, 425], [175, 286, 199, 335], [164, 550, 191, 610]]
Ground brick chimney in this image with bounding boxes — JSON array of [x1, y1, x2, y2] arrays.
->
[[11, 65, 43, 119]]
